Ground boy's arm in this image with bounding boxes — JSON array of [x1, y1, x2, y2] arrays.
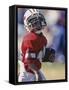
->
[[21, 39, 42, 72]]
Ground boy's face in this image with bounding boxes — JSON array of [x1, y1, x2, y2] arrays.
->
[[27, 26, 48, 35], [27, 19, 42, 32]]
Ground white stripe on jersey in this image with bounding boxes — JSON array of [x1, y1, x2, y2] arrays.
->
[[25, 45, 46, 61], [37, 50, 43, 62], [37, 45, 46, 61], [25, 49, 36, 59]]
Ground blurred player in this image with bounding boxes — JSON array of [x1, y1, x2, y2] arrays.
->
[[18, 9, 55, 82]]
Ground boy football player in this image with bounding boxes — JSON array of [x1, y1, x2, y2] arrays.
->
[[18, 9, 55, 82]]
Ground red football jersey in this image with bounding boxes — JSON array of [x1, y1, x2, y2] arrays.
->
[[21, 32, 47, 73]]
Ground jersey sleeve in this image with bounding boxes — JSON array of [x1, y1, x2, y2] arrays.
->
[[21, 39, 42, 72], [21, 39, 39, 63]]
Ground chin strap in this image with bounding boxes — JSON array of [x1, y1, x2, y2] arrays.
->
[[35, 30, 42, 34]]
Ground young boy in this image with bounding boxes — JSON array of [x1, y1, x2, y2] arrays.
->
[[18, 9, 55, 82]]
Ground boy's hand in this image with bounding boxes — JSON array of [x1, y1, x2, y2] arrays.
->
[[43, 48, 55, 62]]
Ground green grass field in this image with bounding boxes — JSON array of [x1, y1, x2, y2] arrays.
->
[[42, 62, 65, 80]]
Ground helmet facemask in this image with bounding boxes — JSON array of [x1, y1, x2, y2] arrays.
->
[[26, 13, 47, 32]]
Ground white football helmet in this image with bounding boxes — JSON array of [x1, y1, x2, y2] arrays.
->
[[23, 9, 47, 32]]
